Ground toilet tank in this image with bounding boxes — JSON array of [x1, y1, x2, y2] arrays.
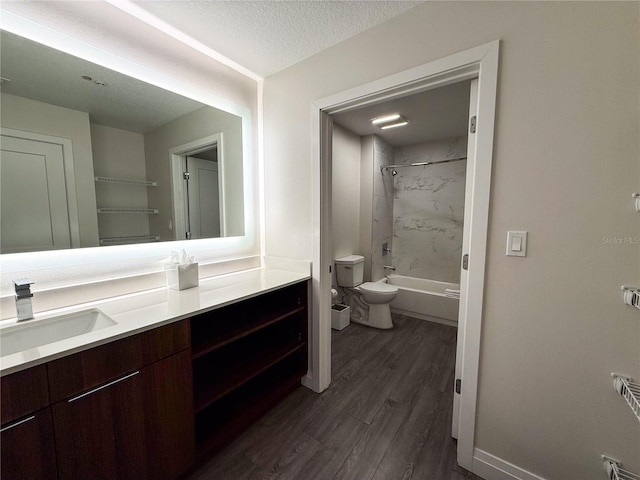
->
[[335, 255, 364, 287]]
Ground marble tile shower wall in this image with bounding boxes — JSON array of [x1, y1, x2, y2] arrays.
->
[[392, 137, 467, 283], [370, 136, 394, 281]]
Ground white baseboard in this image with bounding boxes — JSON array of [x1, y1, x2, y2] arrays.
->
[[301, 372, 315, 391], [473, 449, 547, 480]]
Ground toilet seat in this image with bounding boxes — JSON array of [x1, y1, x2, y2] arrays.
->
[[358, 282, 398, 294]]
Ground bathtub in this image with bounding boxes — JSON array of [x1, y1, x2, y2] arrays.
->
[[385, 274, 460, 326]]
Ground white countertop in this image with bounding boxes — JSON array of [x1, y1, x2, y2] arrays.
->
[[0, 267, 310, 376]]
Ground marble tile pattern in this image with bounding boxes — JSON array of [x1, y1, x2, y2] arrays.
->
[[391, 137, 467, 283], [370, 136, 395, 281]]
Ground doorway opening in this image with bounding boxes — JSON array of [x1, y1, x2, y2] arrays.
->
[[330, 76, 476, 441], [169, 133, 225, 241], [310, 41, 499, 471]]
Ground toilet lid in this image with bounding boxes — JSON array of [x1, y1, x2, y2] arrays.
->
[[359, 282, 398, 293]]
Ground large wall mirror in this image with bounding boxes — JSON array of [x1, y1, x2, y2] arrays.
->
[[0, 29, 247, 254]]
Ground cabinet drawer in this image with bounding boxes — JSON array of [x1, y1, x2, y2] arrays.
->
[[48, 320, 189, 403], [1, 364, 49, 425]]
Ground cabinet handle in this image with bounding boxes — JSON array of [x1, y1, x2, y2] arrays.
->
[[68, 370, 140, 403], [1, 415, 35, 433]]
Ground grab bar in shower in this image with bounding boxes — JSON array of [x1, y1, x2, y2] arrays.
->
[[381, 156, 467, 175]]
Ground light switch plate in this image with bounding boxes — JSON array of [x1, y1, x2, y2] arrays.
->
[[506, 231, 528, 257]]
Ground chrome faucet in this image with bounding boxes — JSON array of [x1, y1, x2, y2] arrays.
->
[[383, 265, 396, 271], [14, 279, 34, 321]]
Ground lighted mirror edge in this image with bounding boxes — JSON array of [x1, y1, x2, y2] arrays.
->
[[0, 11, 257, 274], [0, 11, 248, 117], [0, 236, 256, 273]]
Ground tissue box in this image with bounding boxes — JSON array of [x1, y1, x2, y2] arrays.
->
[[165, 263, 199, 290]]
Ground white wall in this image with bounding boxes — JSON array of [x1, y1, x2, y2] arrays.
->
[[0, 93, 99, 247], [263, 2, 640, 479], [331, 124, 361, 286], [91, 124, 150, 242]]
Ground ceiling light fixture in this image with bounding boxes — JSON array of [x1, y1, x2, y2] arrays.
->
[[371, 113, 401, 125], [81, 75, 107, 86], [381, 121, 409, 130]]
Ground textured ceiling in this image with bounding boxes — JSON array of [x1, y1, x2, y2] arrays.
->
[[332, 80, 472, 147], [131, 0, 423, 77]]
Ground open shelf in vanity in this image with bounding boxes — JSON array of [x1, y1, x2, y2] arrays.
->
[[188, 281, 309, 461]]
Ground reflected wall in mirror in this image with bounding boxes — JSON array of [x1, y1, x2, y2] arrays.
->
[[0, 30, 244, 253]]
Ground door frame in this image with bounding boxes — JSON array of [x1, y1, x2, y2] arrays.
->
[[309, 40, 499, 470], [0, 127, 81, 249], [169, 132, 225, 240]]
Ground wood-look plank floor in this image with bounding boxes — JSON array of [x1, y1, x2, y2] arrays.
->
[[187, 314, 482, 480]]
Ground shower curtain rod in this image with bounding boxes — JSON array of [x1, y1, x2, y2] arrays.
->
[[381, 156, 467, 172]]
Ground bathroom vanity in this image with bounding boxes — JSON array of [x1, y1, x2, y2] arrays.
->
[[0, 269, 309, 480]]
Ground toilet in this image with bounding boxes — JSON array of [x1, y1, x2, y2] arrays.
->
[[334, 255, 398, 329]]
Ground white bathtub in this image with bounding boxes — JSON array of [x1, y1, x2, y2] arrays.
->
[[385, 274, 460, 326]]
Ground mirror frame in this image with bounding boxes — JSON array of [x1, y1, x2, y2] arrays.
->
[[0, 11, 256, 276]]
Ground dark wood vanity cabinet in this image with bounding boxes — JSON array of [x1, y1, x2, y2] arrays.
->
[[191, 281, 309, 459], [1, 407, 58, 480], [51, 351, 193, 480], [1, 322, 193, 480], [1, 364, 50, 425], [49, 322, 194, 480], [0, 280, 309, 479], [52, 366, 149, 480], [1, 365, 57, 480]]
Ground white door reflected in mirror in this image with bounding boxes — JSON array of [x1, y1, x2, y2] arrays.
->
[[0, 130, 80, 253], [186, 152, 222, 239]]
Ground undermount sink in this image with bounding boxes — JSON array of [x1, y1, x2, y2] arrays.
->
[[0, 309, 117, 357]]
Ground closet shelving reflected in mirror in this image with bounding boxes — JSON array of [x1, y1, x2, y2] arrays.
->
[[95, 175, 159, 246]]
